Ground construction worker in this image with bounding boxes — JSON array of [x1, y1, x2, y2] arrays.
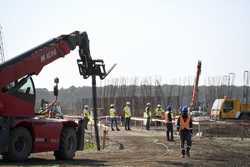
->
[[144, 103, 152, 130], [165, 105, 174, 141], [177, 106, 193, 158], [83, 105, 90, 130], [123, 101, 132, 130], [155, 104, 164, 126], [47, 100, 57, 118], [109, 104, 120, 131]]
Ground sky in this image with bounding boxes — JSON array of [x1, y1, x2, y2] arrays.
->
[[0, 0, 250, 89]]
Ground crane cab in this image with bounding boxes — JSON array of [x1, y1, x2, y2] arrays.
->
[[0, 75, 36, 117]]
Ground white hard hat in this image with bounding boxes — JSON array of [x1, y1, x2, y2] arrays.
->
[[157, 104, 161, 107], [146, 102, 151, 106], [126, 101, 131, 105], [110, 104, 114, 107], [84, 105, 88, 108]]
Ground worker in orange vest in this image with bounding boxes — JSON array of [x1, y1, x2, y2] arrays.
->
[[177, 106, 193, 158]]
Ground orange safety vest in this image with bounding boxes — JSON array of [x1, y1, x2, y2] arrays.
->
[[180, 116, 190, 130]]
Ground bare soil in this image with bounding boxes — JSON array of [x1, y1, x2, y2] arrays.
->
[[0, 128, 249, 167]]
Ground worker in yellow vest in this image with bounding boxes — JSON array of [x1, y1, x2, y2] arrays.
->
[[177, 106, 193, 158], [155, 104, 164, 118], [109, 104, 120, 131], [82, 105, 90, 130], [123, 101, 132, 130], [155, 104, 164, 126], [144, 103, 152, 130]]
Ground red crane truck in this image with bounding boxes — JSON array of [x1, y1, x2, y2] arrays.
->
[[0, 31, 109, 161]]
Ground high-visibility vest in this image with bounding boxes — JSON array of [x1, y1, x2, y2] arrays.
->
[[165, 112, 173, 123], [124, 106, 131, 118], [180, 116, 190, 130], [155, 108, 164, 117], [145, 107, 151, 118], [109, 108, 116, 118], [83, 109, 90, 119]]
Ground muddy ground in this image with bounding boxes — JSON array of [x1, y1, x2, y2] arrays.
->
[[0, 128, 250, 167]]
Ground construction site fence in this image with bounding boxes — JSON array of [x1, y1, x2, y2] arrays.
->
[[85, 116, 250, 150], [99, 116, 250, 139]]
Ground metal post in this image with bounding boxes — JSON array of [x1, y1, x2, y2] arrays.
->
[[92, 75, 101, 151], [243, 71, 249, 104], [229, 73, 235, 98]]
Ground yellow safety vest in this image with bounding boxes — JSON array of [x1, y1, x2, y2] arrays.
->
[[124, 106, 131, 118], [109, 108, 116, 118], [155, 108, 164, 117], [83, 109, 90, 119], [180, 116, 190, 130], [145, 107, 151, 118]]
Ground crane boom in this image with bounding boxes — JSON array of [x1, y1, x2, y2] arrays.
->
[[190, 60, 201, 112], [0, 31, 107, 87]]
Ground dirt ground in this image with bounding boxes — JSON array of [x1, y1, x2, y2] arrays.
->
[[0, 127, 250, 167]]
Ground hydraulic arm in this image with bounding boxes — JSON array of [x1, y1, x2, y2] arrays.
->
[[190, 60, 201, 112], [0, 31, 108, 87]]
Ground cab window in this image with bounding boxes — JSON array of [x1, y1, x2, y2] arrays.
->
[[6, 76, 35, 104], [223, 101, 234, 112], [18, 77, 34, 95]]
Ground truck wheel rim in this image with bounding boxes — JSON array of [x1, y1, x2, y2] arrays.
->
[[67, 136, 74, 151], [15, 137, 25, 152]]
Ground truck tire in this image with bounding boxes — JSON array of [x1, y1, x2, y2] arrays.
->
[[3, 127, 32, 161], [54, 127, 77, 160]]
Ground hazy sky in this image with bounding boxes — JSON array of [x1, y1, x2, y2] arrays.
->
[[1, 0, 250, 89]]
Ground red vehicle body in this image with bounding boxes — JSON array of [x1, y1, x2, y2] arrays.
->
[[0, 31, 107, 161]]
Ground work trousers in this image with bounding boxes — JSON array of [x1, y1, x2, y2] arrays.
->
[[125, 117, 131, 130], [166, 123, 174, 141], [146, 117, 150, 130], [84, 117, 89, 130], [155, 116, 161, 126], [111, 118, 119, 130], [180, 130, 192, 155]]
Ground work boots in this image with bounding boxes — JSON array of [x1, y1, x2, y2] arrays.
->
[[181, 150, 185, 158], [186, 148, 191, 158]]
